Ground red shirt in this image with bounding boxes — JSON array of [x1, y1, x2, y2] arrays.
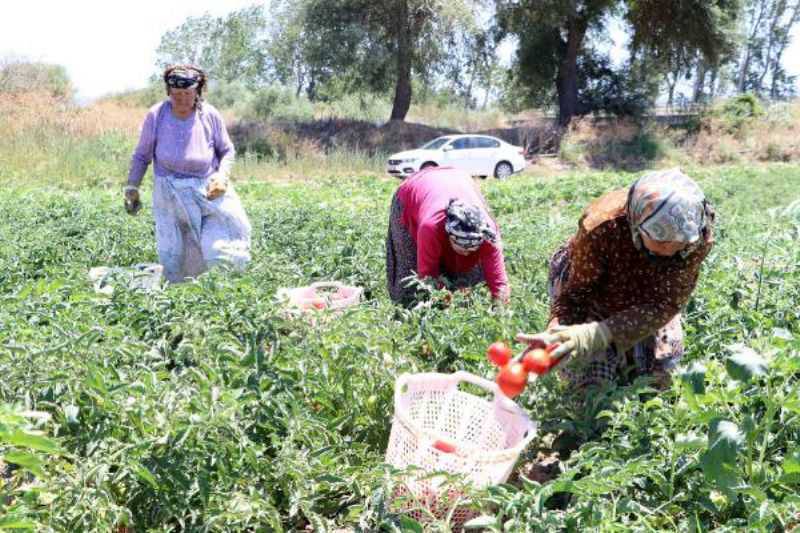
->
[[396, 167, 509, 298]]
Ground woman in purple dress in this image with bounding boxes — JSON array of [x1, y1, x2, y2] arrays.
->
[[123, 65, 251, 282]]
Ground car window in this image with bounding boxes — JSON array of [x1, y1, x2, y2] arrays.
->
[[421, 137, 451, 150], [473, 137, 500, 148], [450, 138, 471, 150]]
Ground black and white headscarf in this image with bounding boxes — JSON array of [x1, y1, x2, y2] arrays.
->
[[444, 199, 496, 251], [166, 67, 202, 89]]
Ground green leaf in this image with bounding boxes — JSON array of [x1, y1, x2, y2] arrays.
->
[[397, 516, 424, 533], [783, 449, 800, 475], [675, 432, 707, 451], [725, 344, 768, 382], [1, 429, 62, 454], [680, 362, 706, 396], [2, 451, 45, 478], [135, 464, 159, 490], [700, 419, 744, 495], [464, 515, 498, 529], [0, 515, 37, 530]]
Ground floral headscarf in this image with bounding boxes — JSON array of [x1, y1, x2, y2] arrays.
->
[[445, 199, 496, 251], [627, 168, 707, 255]]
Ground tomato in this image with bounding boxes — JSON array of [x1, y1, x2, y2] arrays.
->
[[487, 341, 512, 366], [522, 348, 554, 375], [496, 362, 528, 398], [432, 438, 457, 454]]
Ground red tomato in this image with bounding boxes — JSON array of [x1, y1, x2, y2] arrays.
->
[[310, 298, 327, 310], [496, 362, 528, 398], [522, 348, 554, 375], [432, 438, 457, 454], [487, 342, 512, 367]]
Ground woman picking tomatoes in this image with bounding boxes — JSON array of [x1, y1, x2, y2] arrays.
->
[[517, 169, 715, 390], [385, 167, 510, 307]]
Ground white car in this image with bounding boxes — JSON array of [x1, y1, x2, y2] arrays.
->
[[386, 134, 527, 179]]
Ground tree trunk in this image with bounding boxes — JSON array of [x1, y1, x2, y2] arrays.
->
[[756, 0, 785, 94], [709, 67, 719, 99], [390, 0, 412, 121], [738, 0, 770, 92], [555, 16, 587, 127], [306, 72, 317, 101], [693, 59, 707, 103]]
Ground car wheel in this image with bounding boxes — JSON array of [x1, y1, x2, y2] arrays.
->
[[494, 161, 513, 179], [420, 162, 437, 170]]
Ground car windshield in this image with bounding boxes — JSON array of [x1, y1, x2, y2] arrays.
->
[[421, 137, 451, 150]]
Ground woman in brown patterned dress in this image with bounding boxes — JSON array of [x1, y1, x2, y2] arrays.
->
[[518, 168, 715, 390]]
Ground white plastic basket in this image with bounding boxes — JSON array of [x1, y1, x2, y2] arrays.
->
[[88, 263, 163, 295], [276, 281, 363, 312], [385, 371, 536, 528]]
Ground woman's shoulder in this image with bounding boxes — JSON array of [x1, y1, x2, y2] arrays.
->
[[147, 100, 170, 115], [200, 102, 224, 120], [580, 188, 628, 234]]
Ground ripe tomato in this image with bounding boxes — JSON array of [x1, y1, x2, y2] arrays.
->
[[496, 362, 528, 398], [486, 342, 512, 367], [522, 348, 554, 375], [309, 298, 327, 310], [432, 438, 457, 454]]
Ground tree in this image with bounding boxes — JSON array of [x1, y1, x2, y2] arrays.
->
[[735, 0, 800, 97], [497, 0, 741, 126], [300, 0, 480, 121], [0, 58, 72, 98], [155, 6, 268, 85]]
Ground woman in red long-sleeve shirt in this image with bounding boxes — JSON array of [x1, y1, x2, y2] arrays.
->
[[385, 167, 510, 306]]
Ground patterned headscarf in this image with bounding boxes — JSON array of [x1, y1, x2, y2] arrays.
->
[[627, 168, 707, 255], [445, 199, 497, 251], [165, 66, 202, 89]]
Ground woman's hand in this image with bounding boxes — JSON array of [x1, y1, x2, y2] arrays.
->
[[124, 186, 141, 215], [517, 322, 612, 360], [206, 174, 228, 200]]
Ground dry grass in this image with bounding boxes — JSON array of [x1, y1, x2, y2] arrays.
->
[[0, 92, 144, 138], [406, 102, 509, 132], [686, 101, 800, 164], [3, 91, 799, 187]]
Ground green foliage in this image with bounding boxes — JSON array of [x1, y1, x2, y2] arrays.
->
[[1, 164, 799, 530], [155, 6, 268, 85], [704, 93, 767, 134]]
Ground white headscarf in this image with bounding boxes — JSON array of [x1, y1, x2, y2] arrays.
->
[[627, 168, 707, 254]]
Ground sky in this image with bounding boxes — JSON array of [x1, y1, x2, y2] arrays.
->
[[2, 1, 799, 102], [0, 0, 259, 102]]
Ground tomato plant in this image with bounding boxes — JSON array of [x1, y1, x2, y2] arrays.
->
[[1, 163, 799, 531]]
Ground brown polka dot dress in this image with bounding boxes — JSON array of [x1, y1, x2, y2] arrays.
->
[[548, 189, 715, 389]]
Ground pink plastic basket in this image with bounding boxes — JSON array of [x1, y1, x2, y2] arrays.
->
[[276, 281, 363, 312], [385, 371, 536, 529]]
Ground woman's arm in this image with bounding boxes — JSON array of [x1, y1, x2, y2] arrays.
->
[[480, 241, 510, 302], [126, 108, 158, 188], [212, 111, 235, 180]]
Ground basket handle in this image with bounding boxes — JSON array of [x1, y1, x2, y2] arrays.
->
[[451, 371, 499, 393], [309, 281, 345, 291], [451, 371, 530, 411]]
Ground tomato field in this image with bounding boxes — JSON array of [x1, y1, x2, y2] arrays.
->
[[2, 164, 800, 531]]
